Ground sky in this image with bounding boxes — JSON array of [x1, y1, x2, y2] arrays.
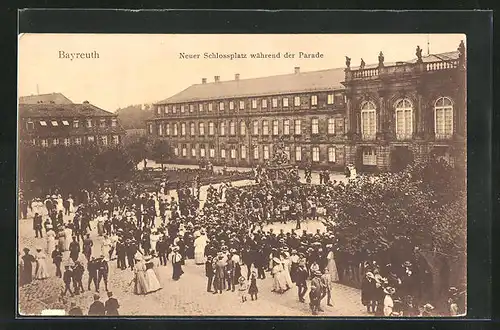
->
[[18, 34, 465, 111]]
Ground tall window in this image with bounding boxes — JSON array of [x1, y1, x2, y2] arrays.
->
[[283, 97, 289, 107], [200, 145, 206, 158], [363, 148, 377, 165], [241, 145, 247, 159], [262, 99, 267, 108], [294, 119, 301, 135], [173, 123, 178, 136], [328, 118, 335, 134], [311, 118, 319, 134], [157, 106, 161, 115], [209, 146, 215, 158], [181, 105, 185, 113], [190, 104, 194, 113], [253, 121, 259, 135], [208, 103, 213, 112], [199, 122, 205, 136], [166, 123, 171, 136], [230, 121, 236, 135], [174, 147, 179, 156], [328, 146, 336, 162], [74, 137, 82, 145], [113, 135, 119, 144], [220, 122, 226, 136], [209, 122, 215, 136], [88, 136, 95, 143], [100, 119, 106, 128], [395, 99, 413, 140], [191, 147, 196, 157], [240, 121, 246, 135], [86, 119, 92, 128], [327, 94, 334, 105], [148, 124, 153, 134], [199, 104, 204, 112], [252, 99, 258, 109], [229, 101, 234, 110], [434, 97, 453, 139], [181, 123, 186, 136], [172, 105, 177, 113], [166, 105, 170, 114], [231, 147, 236, 159], [190, 122, 195, 136], [312, 147, 320, 162], [239, 100, 245, 110], [41, 139, 48, 147], [73, 120, 79, 128], [294, 96, 301, 106], [272, 98, 278, 108], [262, 120, 269, 135], [284, 119, 290, 135], [182, 145, 187, 156], [272, 120, 279, 135], [219, 102, 225, 111], [64, 138, 70, 146], [263, 145, 269, 160], [101, 136, 108, 146], [253, 146, 259, 160], [361, 101, 377, 140], [111, 118, 117, 127], [158, 124, 163, 136], [284, 146, 290, 160], [311, 95, 318, 106], [221, 148, 226, 159], [295, 146, 302, 161]]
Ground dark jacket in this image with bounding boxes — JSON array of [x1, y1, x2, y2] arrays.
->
[[88, 301, 105, 316], [104, 298, 120, 316]]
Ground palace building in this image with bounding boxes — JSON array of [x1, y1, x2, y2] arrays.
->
[[146, 42, 466, 172], [19, 94, 126, 147]]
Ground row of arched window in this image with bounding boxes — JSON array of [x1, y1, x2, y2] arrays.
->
[[360, 97, 454, 140]]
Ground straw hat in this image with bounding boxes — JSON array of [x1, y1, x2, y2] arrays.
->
[[272, 257, 281, 263], [383, 287, 396, 295]]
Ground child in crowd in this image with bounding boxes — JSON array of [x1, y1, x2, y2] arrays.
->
[[238, 276, 248, 303], [248, 270, 258, 301]]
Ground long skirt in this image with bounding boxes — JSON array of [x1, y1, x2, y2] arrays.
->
[[144, 269, 162, 293], [172, 262, 184, 280], [35, 260, 50, 279], [46, 237, 56, 255], [328, 259, 340, 282], [97, 222, 104, 236], [194, 247, 205, 265], [272, 271, 288, 292], [134, 271, 148, 295]]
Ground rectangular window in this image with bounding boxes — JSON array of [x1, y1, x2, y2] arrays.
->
[[209, 122, 215, 136], [148, 124, 153, 134], [311, 118, 319, 134], [229, 101, 234, 110], [263, 145, 269, 160], [396, 109, 413, 140], [312, 147, 320, 162], [208, 103, 213, 112], [190, 104, 194, 113], [220, 122, 226, 136], [181, 123, 186, 136], [199, 122, 205, 135], [220, 149, 226, 159], [200, 146, 206, 158], [166, 123, 171, 136], [294, 119, 302, 135], [284, 146, 290, 160], [190, 123, 195, 136], [253, 121, 259, 135], [26, 121, 34, 130], [157, 106, 161, 115], [328, 147, 336, 162], [435, 108, 453, 139], [262, 99, 267, 108], [262, 120, 269, 135], [239, 100, 245, 110], [191, 148, 196, 157], [113, 135, 119, 144], [182, 146, 187, 157], [62, 120, 69, 126], [181, 105, 185, 113], [88, 136, 95, 143], [253, 146, 259, 160], [328, 118, 335, 134], [273, 120, 279, 135], [86, 119, 92, 128], [165, 105, 169, 114], [63, 138, 70, 146], [174, 147, 179, 156], [230, 121, 236, 135], [272, 98, 278, 108], [173, 105, 177, 113], [199, 104, 204, 112], [158, 124, 163, 136], [294, 96, 301, 106], [74, 137, 81, 145], [173, 124, 178, 136], [284, 119, 290, 135], [334, 92, 344, 104], [240, 121, 246, 135], [73, 120, 79, 128], [51, 120, 58, 127], [252, 99, 258, 109], [41, 139, 48, 147], [31, 139, 36, 146], [327, 94, 334, 105], [209, 147, 215, 158], [101, 136, 108, 145], [111, 119, 117, 127], [295, 146, 302, 161], [40, 120, 47, 127], [241, 145, 247, 159], [219, 102, 225, 111], [231, 148, 236, 159], [283, 97, 289, 107], [100, 119, 106, 128], [361, 110, 377, 140], [362, 148, 377, 165], [311, 95, 318, 106]]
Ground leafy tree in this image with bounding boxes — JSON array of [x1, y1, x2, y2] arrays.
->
[[150, 140, 174, 171]]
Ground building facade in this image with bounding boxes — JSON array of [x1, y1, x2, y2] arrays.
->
[[19, 99, 126, 147], [147, 43, 466, 172]]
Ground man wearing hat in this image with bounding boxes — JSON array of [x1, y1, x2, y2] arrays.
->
[[171, 246, 184, 281], [88, 294, 105, 316], [309, 270, 324, 315], [63, 264, 74, 297], [87, 257, 99, 292], [205, 255, 215, 292], [296, 262, 309, 303], [33, 213, 43, 238], [69, 236, 80, 263], [68, 301, 83, 316], [21, 248, 35, 285], [72, 261, 85, 295]]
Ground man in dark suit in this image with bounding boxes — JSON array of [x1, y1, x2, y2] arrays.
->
[[205, 255, 214, 292], [33, 213, 43, 238], [88, 294, 105, 316], [104, 291, 120, 316], [96, 256, 109, 292]]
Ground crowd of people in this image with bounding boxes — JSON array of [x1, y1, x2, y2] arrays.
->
[[19, 161, 463, 317]]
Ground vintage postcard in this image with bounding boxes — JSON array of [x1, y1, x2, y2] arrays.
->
[[17, 33, 467, 317]]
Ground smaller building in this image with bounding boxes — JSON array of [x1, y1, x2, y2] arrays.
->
[[18, 99, 126, 147], [19, 92, 74, 105]]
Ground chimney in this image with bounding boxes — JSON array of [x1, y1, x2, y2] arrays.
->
[[202, 78, 207, 84], [294, 67, 300, 74], [235, 73, 240, 81], [83, 100, 89, 104], [214, 76, 220, 83]]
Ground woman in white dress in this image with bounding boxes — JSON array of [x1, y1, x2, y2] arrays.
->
[[149, 231, 160, 253], [326, 245, 340, 282], [46, 229, 56, 255], [193, 230, 208, 265], [67, 195, 75, 214], [34, 247, 50, 280], [63, 225, 72, 251], [97, 212, 105, 236], [101, 235, 112, 260], [56, 195, 64, 213], [271, 258, 288, 293], [280, 252, 294, 288], [144, 256, 162, 293]]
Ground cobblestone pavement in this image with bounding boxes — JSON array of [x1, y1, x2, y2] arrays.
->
[[18, 174, 366, 317]]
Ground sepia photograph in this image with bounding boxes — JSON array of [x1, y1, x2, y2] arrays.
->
[[17, 33, 467, 317]]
